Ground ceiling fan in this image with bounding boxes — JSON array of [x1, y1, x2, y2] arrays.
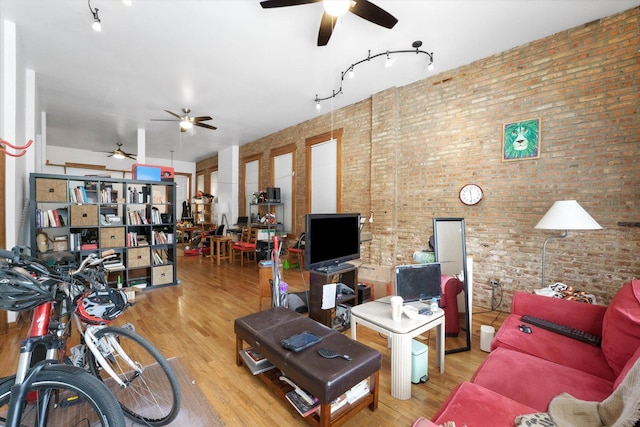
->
[[103, 142, 136, 160], [260, 0, 398, 46], [152, 108, 217, 132]]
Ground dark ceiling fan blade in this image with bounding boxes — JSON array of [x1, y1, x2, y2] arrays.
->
[[350, 0, 398, 28], [195, 122, 217, 131], [318, 11, 337, 46], [126, 154, 137, 160], [164, 110, 183, 120], [192, 116, 213, 123], [260, 0, 319, 8]]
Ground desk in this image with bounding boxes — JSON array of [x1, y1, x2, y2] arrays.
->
[[208, 235, 232, 265], [350, 300, 445, 400]]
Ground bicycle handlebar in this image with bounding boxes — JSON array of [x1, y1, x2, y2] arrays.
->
[[70, 249, 117, 276]]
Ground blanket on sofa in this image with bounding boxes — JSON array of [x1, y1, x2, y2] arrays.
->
[[515, 357, 640, 427]]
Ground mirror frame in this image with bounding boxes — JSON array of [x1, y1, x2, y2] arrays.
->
[[433, 217, 471, 354]]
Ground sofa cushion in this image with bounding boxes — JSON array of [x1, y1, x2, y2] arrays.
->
[[601, 278, 640, 376], [430, 381, 537, 427], [492, 313, 615, 381], [471, 347, 613, 411]]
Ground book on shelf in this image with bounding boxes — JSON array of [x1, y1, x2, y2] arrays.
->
[[238, 348, 275, 375], [285, 389, 320, 418]]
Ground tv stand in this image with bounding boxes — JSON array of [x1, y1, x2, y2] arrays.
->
[[309, 263, 358, 331]]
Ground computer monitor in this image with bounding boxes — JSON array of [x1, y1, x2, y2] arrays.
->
[[395, 263, 442, 303], [236, 216, 249, 226]]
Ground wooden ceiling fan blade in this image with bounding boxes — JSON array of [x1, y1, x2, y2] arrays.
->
[[126, 154, 137, 160], [260, 0, 319, 8], [164, 110, 183, 119], [195, 122, 217, 131], [350, 0, 397, 28], [192, 116, 213, 123], [317, 11, 337, 46]]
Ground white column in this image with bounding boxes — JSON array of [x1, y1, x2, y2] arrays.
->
[[137, 129, 146, 164]]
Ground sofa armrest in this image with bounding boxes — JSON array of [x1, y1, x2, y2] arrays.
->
[[511, 291, 607, 336]]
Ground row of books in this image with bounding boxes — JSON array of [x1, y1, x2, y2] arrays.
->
[[68, 233, 94, 251], [100, 187, 118, 204], [152, 249, 167, 265], [150, 208, 164, 225], [36, 208, 67, 228], [69, 186, 93, 204], [127, 209, 149, 225], [152, 231, 172, 245], [126, 232, 150, 247]]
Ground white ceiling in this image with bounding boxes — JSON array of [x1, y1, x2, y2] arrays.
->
[[2, 0, 638, 163]]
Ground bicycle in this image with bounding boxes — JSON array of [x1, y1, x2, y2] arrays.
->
[[0, 246, 126, 426], [57, 250, 181, 426]]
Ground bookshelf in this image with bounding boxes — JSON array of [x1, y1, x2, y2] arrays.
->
[[30, 173, 178, 289]]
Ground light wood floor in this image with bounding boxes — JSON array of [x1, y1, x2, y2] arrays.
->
[[0, 255, 506, 426]]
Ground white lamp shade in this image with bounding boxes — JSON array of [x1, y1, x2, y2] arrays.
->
[[535, 200, 602, 230], [217, 202, 230, 214]]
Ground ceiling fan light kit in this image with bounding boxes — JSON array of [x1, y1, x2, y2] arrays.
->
[[323, 0, 351, 17], [151, 108, 217, 133], [314, 41, 434, 109]]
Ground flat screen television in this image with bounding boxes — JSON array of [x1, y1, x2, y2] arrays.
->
[[395, 263, 442, 303], [305, 213, 360, 272]]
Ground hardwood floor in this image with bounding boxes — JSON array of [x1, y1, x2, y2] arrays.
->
[[0, 255, 505, 426]]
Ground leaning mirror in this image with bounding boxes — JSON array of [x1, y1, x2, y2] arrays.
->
[[433, 218, 471, 354]]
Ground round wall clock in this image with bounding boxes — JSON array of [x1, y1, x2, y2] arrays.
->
[[459, 184, 483, 206]]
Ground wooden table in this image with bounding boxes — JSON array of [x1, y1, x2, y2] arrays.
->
[[208, 235, 232, 265]]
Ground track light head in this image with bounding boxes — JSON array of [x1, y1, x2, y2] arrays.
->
[[88, 0, 101, 32]]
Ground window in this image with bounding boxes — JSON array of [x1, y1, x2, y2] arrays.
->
[[271, 144, 296, 233], [306, 129, 342, 213]]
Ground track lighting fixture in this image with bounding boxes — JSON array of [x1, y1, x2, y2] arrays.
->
[[88, 0, 101, 32], [314, 41, 434, 107]]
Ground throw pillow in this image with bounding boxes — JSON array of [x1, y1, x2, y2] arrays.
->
[[514, 412, 556, 426], [601, 279, 640, 375]]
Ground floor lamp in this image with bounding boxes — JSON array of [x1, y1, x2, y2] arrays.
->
[[218, 202, 231, 232], [535, 200, 602, 288]]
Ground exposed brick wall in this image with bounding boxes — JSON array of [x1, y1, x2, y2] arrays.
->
[[209, 8, 640, 308]]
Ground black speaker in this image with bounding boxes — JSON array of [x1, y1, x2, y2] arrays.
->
[[357, 284, 371, 304], [266, 187, 281, 203]]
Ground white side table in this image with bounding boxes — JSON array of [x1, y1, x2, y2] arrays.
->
[[350, 300, 445, 400]]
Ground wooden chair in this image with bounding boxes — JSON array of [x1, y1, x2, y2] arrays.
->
[[232, 227, 257, 266]]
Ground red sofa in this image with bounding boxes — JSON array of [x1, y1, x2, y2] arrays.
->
[[413, 278, 640, 427]]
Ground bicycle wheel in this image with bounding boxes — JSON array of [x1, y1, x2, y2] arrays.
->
[[87, 326, 181, 426], [0, 364, 125, 426]]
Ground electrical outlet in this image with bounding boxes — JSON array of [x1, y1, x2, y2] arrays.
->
[[490, 279, 500, 288]]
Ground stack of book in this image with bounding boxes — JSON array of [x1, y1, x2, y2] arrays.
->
[[285, 389, 320, 417], [238, 347, 275, 375], [103, 256, 125, 272]]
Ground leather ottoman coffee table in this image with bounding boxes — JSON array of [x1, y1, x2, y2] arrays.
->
[[235, 307, 381, 427]]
